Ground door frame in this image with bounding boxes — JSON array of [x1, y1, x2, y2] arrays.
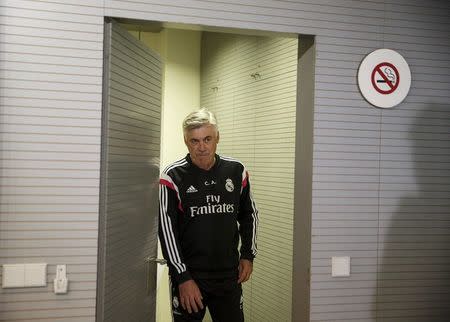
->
[[292, 34, 316, 322], [96, 17, 113, 322], [97, 16, 316, 322]]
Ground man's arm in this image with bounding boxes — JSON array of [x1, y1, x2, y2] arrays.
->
[[237, 168, 259, 281], [158, 175, 204, 313], [158, 175, 191, 284]]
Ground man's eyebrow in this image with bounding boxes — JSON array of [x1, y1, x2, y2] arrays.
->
[[191, 136, 211, 140]]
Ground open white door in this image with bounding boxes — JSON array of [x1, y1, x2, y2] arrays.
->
[[97, 19, 162, 322]]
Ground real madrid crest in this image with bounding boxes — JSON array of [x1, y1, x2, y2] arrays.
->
[[225, 178, 234, 192]]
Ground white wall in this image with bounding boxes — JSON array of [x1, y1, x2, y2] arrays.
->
[[1, 1, 449, 321], [0, 2, 103, 321], [159, 29, 201, 167]]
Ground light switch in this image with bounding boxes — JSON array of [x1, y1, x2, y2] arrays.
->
[[332, 256, 350, 277], [1, 263, 47, 288], [2, 264, 25, 288], [25, 263, 47, 287]]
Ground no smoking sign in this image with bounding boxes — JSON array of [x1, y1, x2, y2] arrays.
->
[[358, 49, 411, 108]]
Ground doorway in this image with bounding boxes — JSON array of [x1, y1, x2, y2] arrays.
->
[[98, 18, 315, 322]]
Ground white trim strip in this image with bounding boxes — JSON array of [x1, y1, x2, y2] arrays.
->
[[163, 157, 187, 174], [220, 155, 244, 166], [249, 190, 259, 256], [159, 184, 186, 274]]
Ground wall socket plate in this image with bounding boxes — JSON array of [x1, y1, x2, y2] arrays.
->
[[332, 256, 350, 277]]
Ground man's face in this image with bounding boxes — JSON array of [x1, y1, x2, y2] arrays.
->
[[184, 124, 219, 170]]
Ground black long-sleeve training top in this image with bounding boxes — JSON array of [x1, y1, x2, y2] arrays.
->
[[158, 154, 258, 284]]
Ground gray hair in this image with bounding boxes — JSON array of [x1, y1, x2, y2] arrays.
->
[[182, 108, 218, 136]]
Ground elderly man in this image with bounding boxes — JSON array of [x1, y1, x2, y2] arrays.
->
[[159, 108, 259, 322]]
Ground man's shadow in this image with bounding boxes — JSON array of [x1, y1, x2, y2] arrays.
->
[[376, 104, 450, 321]]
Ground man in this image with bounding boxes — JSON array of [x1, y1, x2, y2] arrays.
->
[[159, 108, 258, 322]]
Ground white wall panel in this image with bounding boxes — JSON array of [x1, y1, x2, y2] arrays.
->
[[0, 0, 103, 321], [1, 0, 449, 321], [200, 32, 297, 322]]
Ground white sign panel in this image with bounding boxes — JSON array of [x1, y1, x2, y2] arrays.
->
[[358, 49, 411, 108]]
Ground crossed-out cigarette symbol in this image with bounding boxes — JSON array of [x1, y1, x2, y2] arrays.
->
[[371, 62, 400, 94]]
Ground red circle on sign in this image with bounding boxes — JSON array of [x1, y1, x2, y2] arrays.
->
[[371, 62, 400, 94]]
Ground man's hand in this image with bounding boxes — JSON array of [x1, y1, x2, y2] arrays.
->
[[178, 279, 204, 314], [238, 259, 253, 283]]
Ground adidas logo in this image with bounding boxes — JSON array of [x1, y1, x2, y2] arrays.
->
[[186, 185, 198, 193]]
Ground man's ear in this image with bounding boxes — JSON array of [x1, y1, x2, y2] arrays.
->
[[216, 131, 220, 143]]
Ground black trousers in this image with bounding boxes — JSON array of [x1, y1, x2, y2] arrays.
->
[[171, 277, 244, 322]]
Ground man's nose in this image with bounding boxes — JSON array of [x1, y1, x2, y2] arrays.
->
[[198, 141, 207, 150]]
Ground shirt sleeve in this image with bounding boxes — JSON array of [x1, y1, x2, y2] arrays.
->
[[238, 168, 259, 261], [158, 173, 192, 284]]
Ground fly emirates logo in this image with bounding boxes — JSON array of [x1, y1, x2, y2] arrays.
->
[[189, 195, 234, 218]]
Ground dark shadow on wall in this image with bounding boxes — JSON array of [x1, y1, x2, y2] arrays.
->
[[376, 104, 450, 322]]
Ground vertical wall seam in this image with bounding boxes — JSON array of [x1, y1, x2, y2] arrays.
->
[[376, 3, 386, 319], [376, 108, 383, 321]]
